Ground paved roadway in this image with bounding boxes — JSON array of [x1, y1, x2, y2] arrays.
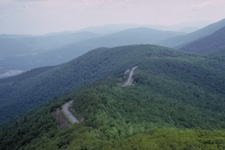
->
[[122, 66, 138, 87], [62, 100, 79, 124], [62, 66, 137, 123]]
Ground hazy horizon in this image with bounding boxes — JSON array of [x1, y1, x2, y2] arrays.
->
[[1, 0, 225, 35]]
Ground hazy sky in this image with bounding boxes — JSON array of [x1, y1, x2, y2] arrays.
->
[[1, 0, 225, 35]]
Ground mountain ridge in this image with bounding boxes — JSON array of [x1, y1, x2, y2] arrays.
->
[[35, 27, 183, 66], [1, 44, 225, 149], [158, 18, 225, 48], [180, 26, 225, 53], [1, 44, 225, 123]]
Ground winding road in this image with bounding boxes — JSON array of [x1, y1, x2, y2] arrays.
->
[[122, 66, 138, 87], [62, 100, 79, 124], [62, 66, 137, 123]]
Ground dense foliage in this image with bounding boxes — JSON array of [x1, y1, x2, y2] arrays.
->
[[0, 93, 73, 150], [104, 128, 225, 150], [0, 45, 190, 123], [2, 78, 225, 150], [1, 44, 225, 149], [2, 66, 225, 149]]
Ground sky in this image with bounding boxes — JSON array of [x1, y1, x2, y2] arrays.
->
[[0, 0, 225, 35]]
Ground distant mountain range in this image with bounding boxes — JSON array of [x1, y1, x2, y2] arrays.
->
[[21, 31, 101, 51], [180, 26, 225, 53], [0, 31, 101, 76], [0, 27, 183, 77], [0, 19, 224, 78], [158, 18, 225, 48], [77, 20, 210, 34], [36, 27, 183, 65]]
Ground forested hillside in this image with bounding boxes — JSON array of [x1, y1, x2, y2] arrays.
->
[[1, 44, 225, 149], [181, 26, 225, 53], [1, 44, 225, 124], [1, 69, 225, 149]]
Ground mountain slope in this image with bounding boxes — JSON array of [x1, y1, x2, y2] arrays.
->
[[180, 26, 225, 53], [37, 27, 183, 66], [1, 44, 225, 149], [158, 18, 225, 47], [0, 44, 150, 123], [1, 44, 225, 124], [14, 83, 225, 149], [1, 55, 225, 149]]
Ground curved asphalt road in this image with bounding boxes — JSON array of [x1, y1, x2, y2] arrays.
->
[[122, 66, 138, 87], [62, 66, 137, 123], [62, 100, 79, 124]]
